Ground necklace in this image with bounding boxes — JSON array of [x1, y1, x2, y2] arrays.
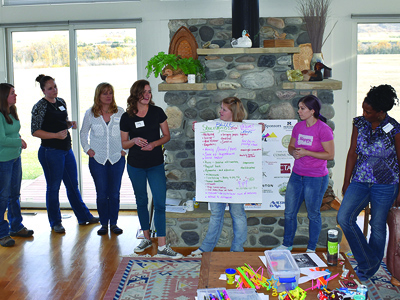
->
[[47, 99, 58, 110]]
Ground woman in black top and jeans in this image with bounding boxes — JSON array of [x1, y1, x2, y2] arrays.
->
[[31, 74, 98, 233]]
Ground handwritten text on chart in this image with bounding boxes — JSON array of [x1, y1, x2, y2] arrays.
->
[[195, 121, 262, 203]]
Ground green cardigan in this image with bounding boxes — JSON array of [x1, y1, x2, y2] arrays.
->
[[0, 113, 22, 162]]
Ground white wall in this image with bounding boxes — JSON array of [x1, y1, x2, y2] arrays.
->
[[1, 0, 400, 197]]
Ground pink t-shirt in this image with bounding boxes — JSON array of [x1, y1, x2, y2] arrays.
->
[[291, 119, 333, 177]]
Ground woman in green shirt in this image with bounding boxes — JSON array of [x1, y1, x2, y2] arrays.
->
[[0, 83, 34, 247]]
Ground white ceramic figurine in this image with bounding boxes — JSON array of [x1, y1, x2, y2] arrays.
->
[[231, 30, 252, 48]]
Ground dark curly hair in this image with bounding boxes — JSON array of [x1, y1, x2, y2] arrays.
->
[[364, 84, 398, 112]]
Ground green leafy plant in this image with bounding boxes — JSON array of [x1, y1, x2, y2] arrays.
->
[[146, 51, 205, 79]]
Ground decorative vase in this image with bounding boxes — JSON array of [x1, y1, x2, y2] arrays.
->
[[310, 53, 324, 71], [195, 74, 202, 83]]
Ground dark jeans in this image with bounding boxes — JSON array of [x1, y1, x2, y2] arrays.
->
[[89, 156, 125, 226], [0, 156, 24, 238], [38, 146, 93, 227], [338, 181, 398, 277]]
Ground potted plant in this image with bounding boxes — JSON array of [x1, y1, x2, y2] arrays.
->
[[146, 51, 205, 83]]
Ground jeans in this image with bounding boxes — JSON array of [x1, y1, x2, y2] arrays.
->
[[337, 181, 398, 277], [283, 172, 329, 251], [199, 203, 247, 252], [38, 146, 93, 227], [89, 157, 125, 226], [0, 157, 24, 238], [127, 163, 166, 237]]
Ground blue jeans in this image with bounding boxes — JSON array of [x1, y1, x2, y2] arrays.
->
[[283, 172, 329, 251], [89, 157, 125, 226], [38, 146, 93, 227], [337, 182, 398, 277], [127, 163, 166, 237], [199, 203, 247, 252], [0, 157, 24, 238]]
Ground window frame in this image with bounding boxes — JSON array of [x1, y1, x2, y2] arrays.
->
[[3, 0, 139, 7], [4, 20, 142, 209]]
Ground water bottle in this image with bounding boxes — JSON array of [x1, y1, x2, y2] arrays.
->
[[327, 229, 339, 266]]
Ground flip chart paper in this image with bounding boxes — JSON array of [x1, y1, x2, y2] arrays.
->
[[195, 121, 263, 203]]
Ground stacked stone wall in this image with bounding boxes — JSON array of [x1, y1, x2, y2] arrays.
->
[[164, 17, 335, 203]]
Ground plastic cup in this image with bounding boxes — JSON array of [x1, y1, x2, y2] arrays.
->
[[225, 268, 236, 284]]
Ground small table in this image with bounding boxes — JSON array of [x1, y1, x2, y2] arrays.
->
[[198, 251, 361, 297]]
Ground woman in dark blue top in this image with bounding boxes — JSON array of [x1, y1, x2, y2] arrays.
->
[[338, 84, 400, 280]]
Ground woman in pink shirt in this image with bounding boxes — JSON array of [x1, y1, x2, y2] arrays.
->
[[274, 95, 334, 252]]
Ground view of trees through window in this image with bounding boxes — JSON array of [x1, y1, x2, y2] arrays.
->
[[357, 23, 400, 119], [12, 28, 137, 208]]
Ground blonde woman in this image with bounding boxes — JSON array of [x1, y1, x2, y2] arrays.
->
[[80, 83, 126, 235], [191, 97, 249, 255]]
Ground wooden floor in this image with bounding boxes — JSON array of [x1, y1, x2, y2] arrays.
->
[[0, 209, 355, 300]]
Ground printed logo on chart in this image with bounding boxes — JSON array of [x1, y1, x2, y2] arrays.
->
[[270, 201, 284, 208], [280, 163, 291, 174], [262, 132, 277, 141], [297, 134, 313, 146]]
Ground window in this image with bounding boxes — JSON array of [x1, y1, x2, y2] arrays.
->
[[3, 0, 138, 6], [357, 23, 400, 118], [7, 22, 139, 209]]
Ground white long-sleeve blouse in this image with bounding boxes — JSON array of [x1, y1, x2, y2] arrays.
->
[[80, 106, 127, 165]]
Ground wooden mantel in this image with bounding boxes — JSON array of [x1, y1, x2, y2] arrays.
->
[[158, 79, 342, 91], [158, 47, 342, 91]]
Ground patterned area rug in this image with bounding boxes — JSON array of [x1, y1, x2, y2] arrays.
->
[[346, 255, 400, 300], [104, 256, 201, 300]]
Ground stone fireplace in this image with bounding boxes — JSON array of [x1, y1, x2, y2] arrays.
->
[[160, 17, 342, 249]]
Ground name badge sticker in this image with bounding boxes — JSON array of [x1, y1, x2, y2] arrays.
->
[[383, 123, 394, 133], [114, 117, 120, 122], [59, 106, 66, 111], [135, 121, 145, 128]]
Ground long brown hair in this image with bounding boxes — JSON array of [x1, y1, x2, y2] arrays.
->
[[91, 82, 118, 118], [222, 97, 247, 122], [126, 79, 154, 116], [0, 83, 19, 124]]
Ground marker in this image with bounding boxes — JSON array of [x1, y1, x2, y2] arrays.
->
[[223, 290, 230, 300], [217, 290, 224, 300]]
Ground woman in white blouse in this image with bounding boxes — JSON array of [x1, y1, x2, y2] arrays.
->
[[80, 82, 126, 235]]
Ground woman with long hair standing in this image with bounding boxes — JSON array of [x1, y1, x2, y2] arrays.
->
[[274, 95, 334, 252], [0, 83, 33, 247], [120, 79, 182, 258], [80, 83, 126, 235], [31, 75, 98, 233]]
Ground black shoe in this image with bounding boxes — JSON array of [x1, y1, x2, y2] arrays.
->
[[10, 227, 34, 237], [110, 225, 123, 235], [52, 224, 65, 233], [0, 236, 15, 247], [97, 226, 108, 235], [79, 217, 100, 225]]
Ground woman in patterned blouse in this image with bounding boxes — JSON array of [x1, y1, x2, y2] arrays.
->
[[338, 84, 400, 280], [31, 75, 98, 233], [80, 83, 126, 235]]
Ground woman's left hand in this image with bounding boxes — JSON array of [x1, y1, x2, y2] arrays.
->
[[21, 138, 27, 149], [141, 142, 155, 151], [67, 121, 77, 129], [121, 150, 126, 156]]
